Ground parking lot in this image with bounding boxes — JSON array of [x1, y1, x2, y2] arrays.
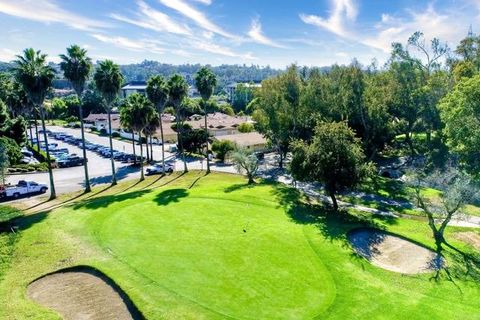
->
[[6, 125, 239, 197]]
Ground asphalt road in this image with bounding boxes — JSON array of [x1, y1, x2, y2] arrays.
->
[[6, 125, 238, 199]]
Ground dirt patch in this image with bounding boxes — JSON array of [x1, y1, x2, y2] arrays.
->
[[348, 228, 444, 274], [454, 231, 480, 250], [27, 266, 144, 320]]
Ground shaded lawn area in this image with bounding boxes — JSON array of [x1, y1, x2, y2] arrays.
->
[[348, 176, 480, 217], [0, 172, 479, 319]]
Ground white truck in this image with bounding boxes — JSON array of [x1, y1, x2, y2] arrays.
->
[[0, 180, 48, 199]]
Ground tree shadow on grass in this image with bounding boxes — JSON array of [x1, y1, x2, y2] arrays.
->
[[223, 180, 271, 194], [72, 190, 151, 210], [0, 210, 48, 234], [269, 181, 397, 244], [154, 189, 188, 206], [433, 240, 480, 284]]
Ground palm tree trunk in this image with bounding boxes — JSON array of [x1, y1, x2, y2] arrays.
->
[[159, 119, 165, 174], [39, 107, 56, 200], [150, 135, 153, 162], [34, 111, 40, 149], [131, 132, 137, 165], [28, 117, 34, 145], [177, 120, 188, 173], [107, 109, 117, 185], [145, 134, 150, 162], [139, 131, 145, 181], [204, 102, 210, 174], [78, 97, 91, 192]]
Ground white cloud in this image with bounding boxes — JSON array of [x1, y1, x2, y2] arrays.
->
[[247, 18, 284, 48], [191, 40, 255, 59], [91, 34, 164, 54], [362, 5, 471, 52], [300, 1, 475, 57], [0, 0, 109, 31], [192, 0, 212, 5], [110, 0, 191, 35], [158, 0, 237, 39], [300, 0, 358, 37]]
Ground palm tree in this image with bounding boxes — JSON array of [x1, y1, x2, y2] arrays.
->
[[194, 67, 217, 174], [168, 74, 189, 173], [94, 60, 124, 185], [146, 75, 169, 174], [14, 48, 56, 199], [144, 112, 160, 163], [60, 45, 93, 192], [119, 93, 155, 181]]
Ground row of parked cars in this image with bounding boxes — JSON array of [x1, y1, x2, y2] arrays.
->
[[46, 130, 144, 164]]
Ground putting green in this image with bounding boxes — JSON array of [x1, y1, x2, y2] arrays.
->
[[89, 193, 336, 319]]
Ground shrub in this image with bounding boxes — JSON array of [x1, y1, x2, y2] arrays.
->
[[237, 123, 254, 133], [112, 132, 120, 138], [90, 127, 98, 132], [212, 140, 235, 162], [0, 137, 22, 165]]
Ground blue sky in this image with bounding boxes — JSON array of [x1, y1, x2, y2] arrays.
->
[[0, 0, 479, 68]]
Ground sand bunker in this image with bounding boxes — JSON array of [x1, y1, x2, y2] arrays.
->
[[27, 266, 143, 320], [348, 228, 444, 274]]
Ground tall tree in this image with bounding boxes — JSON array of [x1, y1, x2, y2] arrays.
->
[[195, 67, 217, 173], [94, 60, 124, 185], [146, 75, 169, 173], [439, 74, 480, 174], [120, 93, 155, 181], [168, 74, 189, 173], [14, 48, 56, 199], [290, 121, 373, 211], [253, 65, 302, 168], [60, 44, 93, 192]]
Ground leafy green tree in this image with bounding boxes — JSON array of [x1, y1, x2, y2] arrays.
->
[[14, 48, 56, 199], [120, 93, 155, 181], [195, 67, 217, 173], [181, 128, 209, 154], [362, 71, 395, 157], [439, 74, 480, 173], [237, 122, 254, 133], [232, 83, 255, 113], [168, 74, 189, 173], [60, 45, 93, 192], [211, 140, 235, 162], [6, 116, 27, 146], [146, 75, 169, 173], [94, 60, 124, 185], [409, 166, 478, 250], [290, 121, 373, 211], [0, 137, 22, 165], [455, 32, 480, 71], [231, 146, 259, 184], [253, 65, 302, 168], [0, 100, 8, 130]]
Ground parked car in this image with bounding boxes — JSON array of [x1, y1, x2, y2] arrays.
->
[[57, 155, 85, 168], [0, 180, 48, 199], [145, 163, 174, 175]]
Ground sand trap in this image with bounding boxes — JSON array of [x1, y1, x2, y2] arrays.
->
[[348, 228, 444, 274], [27, 266, 143, 320]]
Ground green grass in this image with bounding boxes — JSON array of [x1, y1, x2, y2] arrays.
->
[[0, 172, 479, 319]]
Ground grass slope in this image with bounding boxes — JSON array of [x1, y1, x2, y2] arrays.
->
[[0, 172, 479, 319]]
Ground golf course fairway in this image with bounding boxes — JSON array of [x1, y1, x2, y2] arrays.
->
[[0, 172, 479, 319]]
